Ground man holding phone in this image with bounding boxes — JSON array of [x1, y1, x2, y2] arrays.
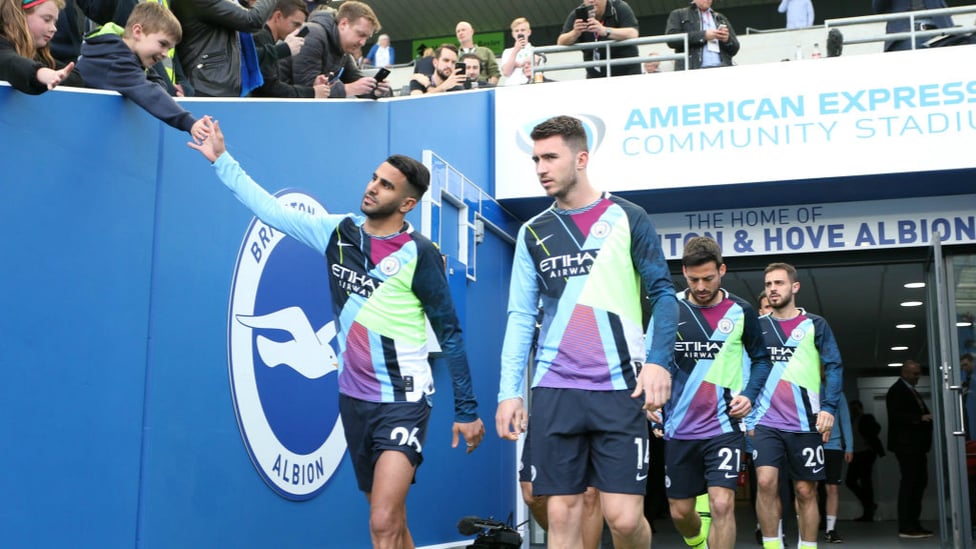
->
[[408, 44, 465, 95], [665, 0, 739, 70], [557, 0, 641, 78], [251, 0, 332, 98], [288, 0, 390, 98], [461, 54, 493, 89]]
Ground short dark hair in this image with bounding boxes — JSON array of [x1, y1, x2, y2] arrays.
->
[[434, 43, 458, 60], [386, 155, 430, 199], [530, 115, 588, 153], [765, 262, 798, 283], [682, 236, 723, 268], [275, 0, 307, 17], [460, 53, 481, 67]]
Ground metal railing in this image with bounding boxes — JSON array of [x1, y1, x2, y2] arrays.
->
[[528, 33, 690, 77], [825, 5, 976, 50]]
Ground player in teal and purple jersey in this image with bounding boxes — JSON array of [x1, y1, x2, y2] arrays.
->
[[748, 262, 844, 549], [659, 236, 771, 549], [495, 115, 678, 549]]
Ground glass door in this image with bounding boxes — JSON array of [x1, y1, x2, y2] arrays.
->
[[926, 238, 973, 548]]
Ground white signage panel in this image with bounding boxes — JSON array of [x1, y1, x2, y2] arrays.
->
[[494, 46, 976, 200]]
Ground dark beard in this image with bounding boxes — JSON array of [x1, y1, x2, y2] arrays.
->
[[361, 201, 399, 219]]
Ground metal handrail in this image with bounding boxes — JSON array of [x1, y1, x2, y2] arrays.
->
[[825, 5, 976, 50], [528, 33, 690, 77]]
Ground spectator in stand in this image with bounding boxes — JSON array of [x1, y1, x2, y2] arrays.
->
[[170, 0, 274, 96], [778, 0, 814, 29], [74, 2, 211, 141], [500, 16, 534, 86], [558, 0, 640, 78], [408, 43, 463, 95], [666, 0, 739, 71], [460, 52, 492, 89], [251, 0, 331, 98], [642, 51, 662, 73], [412, 46, 434, 78], [513, 57, 554, 84], [0, 0, 82, 93], [364, 32, 391, 67], [872, 0, 954, 51], [289, 1, 388, 98], [455, 20, 498, 84]]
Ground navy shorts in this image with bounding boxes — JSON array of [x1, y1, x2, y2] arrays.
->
[[823, 449, 845, 484], [664, 432, 745, 499], [752, 425, 825, 482], [529, 387, 649, 496], [519, 421, 535, 483], [339, 394, 431, 493]]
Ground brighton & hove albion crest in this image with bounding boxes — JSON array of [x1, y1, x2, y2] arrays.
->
[[228, 191, 345, 501]]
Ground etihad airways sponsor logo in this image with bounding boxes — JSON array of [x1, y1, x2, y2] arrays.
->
[[331, 264, 380, 297], [539, 250, 599, 278], [675, 340, 725, 359], [768, 346, 795, 362]]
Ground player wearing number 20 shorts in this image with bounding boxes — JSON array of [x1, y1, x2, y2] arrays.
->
[[747, 262, 844, 549]]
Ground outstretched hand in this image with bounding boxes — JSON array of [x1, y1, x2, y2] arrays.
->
[[186, 117, 225, 162], [188, 115, 213, 145], [37, 62, 74, 90]]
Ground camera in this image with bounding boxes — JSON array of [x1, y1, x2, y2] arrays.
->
[[575, 5, 589, 20], [458, 516, 522, 549], [517, 33, 525, 41]]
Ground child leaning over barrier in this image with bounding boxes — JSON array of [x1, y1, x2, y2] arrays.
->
[[75, 2, 210, 142]]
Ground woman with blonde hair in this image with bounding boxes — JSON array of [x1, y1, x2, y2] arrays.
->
[[1, 0, 80, 93]]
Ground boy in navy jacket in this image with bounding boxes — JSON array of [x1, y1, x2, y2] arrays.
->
[[76, 2, 209, 141]]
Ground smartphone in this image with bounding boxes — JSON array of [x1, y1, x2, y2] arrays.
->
[[575, 5, 589, 20], [374, 67, 390, 82], [455, 62, 466, 74], [296, 25, 309, 38]]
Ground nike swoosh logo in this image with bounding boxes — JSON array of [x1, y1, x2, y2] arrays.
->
[[724, 472, 738, 479], [762, 331, 768, 335], [636, 473, 648, 481], [338, 242, 356, 247], [678, 322, 687, 326], [535, 235, 553, 246], [812, 467, 824, 474]]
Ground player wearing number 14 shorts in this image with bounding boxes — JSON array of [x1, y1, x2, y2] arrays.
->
[[659, 237, 772, 549], [747, 262, 844, 549]]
